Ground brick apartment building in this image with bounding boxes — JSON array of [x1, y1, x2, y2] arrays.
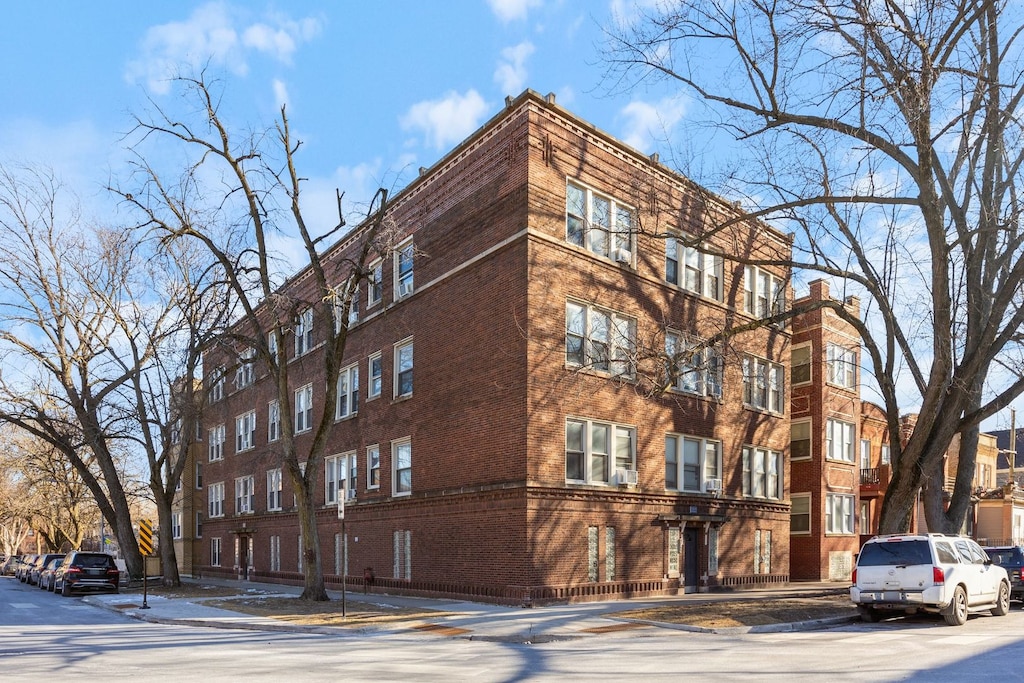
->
[[192, 89, 794, 604]]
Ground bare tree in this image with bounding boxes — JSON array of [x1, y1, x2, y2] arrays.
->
[[120, 73, 398, 601], [606, 0, 1024, 533]]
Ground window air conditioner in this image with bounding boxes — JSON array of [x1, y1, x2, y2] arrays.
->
[[616, 468, 639, 486], [398, 280, 414, 298], [704, 478, 722, 493], [613, 248, 632, 264]]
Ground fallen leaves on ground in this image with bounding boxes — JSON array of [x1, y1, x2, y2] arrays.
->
[[616, 595, 857, 628]]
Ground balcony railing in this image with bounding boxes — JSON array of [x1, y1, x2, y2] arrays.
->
[[860, 465, 891, 489]]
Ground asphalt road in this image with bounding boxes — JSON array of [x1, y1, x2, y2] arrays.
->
[[4, 575, 1024, 681]]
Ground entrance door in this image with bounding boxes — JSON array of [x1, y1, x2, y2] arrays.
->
[[683, 527, 699, 593]]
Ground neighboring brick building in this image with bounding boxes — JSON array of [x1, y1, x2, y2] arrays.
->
[[789, 280, 862, 580], [196, 90, 793, 604]]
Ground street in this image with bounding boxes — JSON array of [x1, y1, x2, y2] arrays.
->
[[3, 575, 1024, 681]]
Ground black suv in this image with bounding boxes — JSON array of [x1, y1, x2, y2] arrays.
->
[[984, 545, 1024, 602], [54, 551, 120, 596]]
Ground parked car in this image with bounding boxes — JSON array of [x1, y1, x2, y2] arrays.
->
[[36, 555, 65, 591], [27, 553, 65, 586], [54, 551, 120, 596], [16, 554, 37, 582], [983, 545, 1024, 603], [850, 533, 1010, 625], [1, 554, 22, 576]]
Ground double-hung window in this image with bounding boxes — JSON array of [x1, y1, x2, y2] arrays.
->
[[367, 444, 380, 489], [295, 384, 313, 433], [394, 339, 413, 398], [393, 438, 412, 495], [665, 331, 722, 397], [791, 420, 812, 460], [209, 366, 225, 403], [395, 239, 414, 299], [235, 475, 254, 514], [295, 308, 314, 356], [743, 265, 786, 321], [337, 364, 359, 419], [208, 482, 224, 518], [566, 301, 636, 378], [268, 400, 281, 442], [665, 235, 722, 300], [827, 343, 857, 388], [234, 348, 255, 389], [368, 260, 383, 307], [267, 468, 282, 511], [235, 411, 256, 452], [171, 513, 182, 539], [791, 345, 811, 385], [565, 181, 634, 261], [826, 418, 856, 462], [368, 351, 382, 399], [665, 434, 721, 493], [325, 453, 357, 505], [208, 424, 225, 462], [790, 494, 811, 534], [742, 446, 783, 499], [565, 418, 635, 485], [742, 356, 785, 413], [825, 493, 855, 534]]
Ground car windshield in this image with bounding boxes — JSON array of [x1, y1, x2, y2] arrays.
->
[[858, 540, 933, 566]]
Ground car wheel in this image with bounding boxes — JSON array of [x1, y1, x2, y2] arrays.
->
[[993, 582, 1010, 616], [859, 606, 880, 623], [944, 586, 969, 626], [60, 582, 71, 597]]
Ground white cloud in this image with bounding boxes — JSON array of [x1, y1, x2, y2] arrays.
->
[[487, 0, 542, 23], [494, 41, 535, 96], [617, 97, 687, 152], [272, 79, 290, 111], [400, 90, 490, 151], [124, 2, 323, 94]]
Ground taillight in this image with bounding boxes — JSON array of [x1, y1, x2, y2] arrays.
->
[[933, 566, 946, 584], [107, 568, 119, 576], [851, 568, 857, 584], [67, 566, 82, 575]]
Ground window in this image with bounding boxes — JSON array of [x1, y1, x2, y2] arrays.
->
[[268, 330, 279, 360], [742, 356, 785, 413], [588, 526, 599, 582], [195, 461, 203, 489], [566, 418, 635, 485], [234, 348, 255, 389], [393, 529, 412, 579], [791, 420, 812, 460], [825, 493, 855, 534], [791, 494, 811, 534], [195, 512, 203, 538], [368, 352, 382, 399], [268, 400, 281, 442], [791, 345, 811, 384], [295, 384, 313, 433], [337, 364, 359, 419], [368, 260, 383, 307], [367, 444, 380, 489], [209, 366, 225, 403], [860, 500, 870, 534], [208, 482, 225, 518], [860, 439, 871, 469], [742, 446, 783, 499], [267, 468, 282, 511], [665, 434, 721, 492], [393, 438, 412, 495], [395, 239, 414, 298], [826, 418, 856, 462], [211, 537, 222, 566], [665, 332, 722, 397], [708, 527, 719, 574], [295, 308, 314, 356], [170, 419, 181, 445], [754, 530, 772, 574], [827, 343, 857, 388], [326, 452, 357, 505], [235, 475, 254, 514], [332, 285, 358, 331], [881, 443, 891, 465], [743, 265, 786, 321], [394, 339, 413, 398], [269, 535, 281, 572], [171, 513, 182, 540], [565, 301, 636, 377], [235, 411, 256, 452], [208, 424, 225, 462], [565, 180, 633, 261], [665, 235, 722, 300], [605, 527, 615, 581]]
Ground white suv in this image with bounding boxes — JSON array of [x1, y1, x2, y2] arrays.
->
[[850, 534, 1010, 626]]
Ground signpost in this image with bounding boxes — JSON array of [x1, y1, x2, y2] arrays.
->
[[338, 483, 346, 619], [138, 519, 153, 610]]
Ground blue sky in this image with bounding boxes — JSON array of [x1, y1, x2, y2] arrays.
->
[[0, 0, 683, 220]]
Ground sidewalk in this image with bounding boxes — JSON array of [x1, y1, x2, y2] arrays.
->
[[82, 578, 855, 639]]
